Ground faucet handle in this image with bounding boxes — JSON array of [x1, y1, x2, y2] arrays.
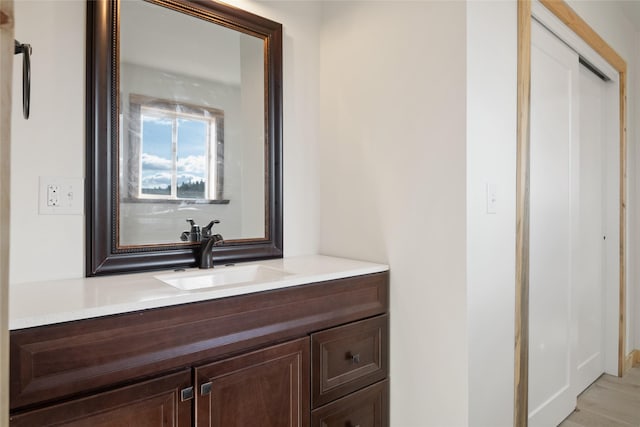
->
[[180, 218, 202, 242], [212, 233, 224, 245], [202, 220, 221, 237]]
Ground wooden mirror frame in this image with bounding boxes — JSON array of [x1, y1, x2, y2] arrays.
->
[[86, 0, 283, 276]]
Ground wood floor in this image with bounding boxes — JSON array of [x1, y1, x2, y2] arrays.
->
[[559, 366, 640, 427]]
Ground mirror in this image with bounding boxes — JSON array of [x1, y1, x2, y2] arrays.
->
[[87, 0, 283, 275]]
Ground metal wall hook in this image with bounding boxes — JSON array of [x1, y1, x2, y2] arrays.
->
[[14, 40, 32, 120]]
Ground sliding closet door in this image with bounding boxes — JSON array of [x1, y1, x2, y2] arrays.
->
[[528, 19, 579, 427], [574, 62, 607, 395], [529, 16, 614, 425]]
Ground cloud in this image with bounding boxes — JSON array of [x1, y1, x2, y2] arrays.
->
[[142, 115, 172, 127], [177, 155, 206, 175], [140, 154, 207, 188], [141, 153, 171, 171], [141, 172, 171, 188]]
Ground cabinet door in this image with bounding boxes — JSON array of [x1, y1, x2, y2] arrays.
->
[[195, 337, 310, 427], [311, 380, 388, 427], [9, 370, 192, 427]]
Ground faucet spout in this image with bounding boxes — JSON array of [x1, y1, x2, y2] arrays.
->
[[199, 233, 224, 269], [180, 218, 223, 269]]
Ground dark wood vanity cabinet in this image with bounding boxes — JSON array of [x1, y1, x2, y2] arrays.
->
[[9, 272, 389, 427]]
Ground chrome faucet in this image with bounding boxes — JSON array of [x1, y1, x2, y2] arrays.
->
[[180, 219, 224, 269]]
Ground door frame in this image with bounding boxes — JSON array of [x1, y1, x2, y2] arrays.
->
[[514, 0, 627, 426], [0, 2, 14, 425]]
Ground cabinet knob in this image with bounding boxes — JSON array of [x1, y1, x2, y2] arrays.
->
[[201, 381, 213, 396], [347, 352, 361, 364], [180, 386, 194, 401]]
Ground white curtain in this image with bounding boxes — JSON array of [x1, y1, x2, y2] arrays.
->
[[0, 0, 13, 425]]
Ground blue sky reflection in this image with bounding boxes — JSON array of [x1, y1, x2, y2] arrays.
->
[[140, 114, 209, 196]]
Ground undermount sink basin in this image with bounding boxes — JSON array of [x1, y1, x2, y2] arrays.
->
[[155, 265, 292, 291]]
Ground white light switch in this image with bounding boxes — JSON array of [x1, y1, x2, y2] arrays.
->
[[486, 183, 497, 214], [39, 177, 84, 215]]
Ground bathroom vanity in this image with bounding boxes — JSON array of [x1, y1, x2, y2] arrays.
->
[[9, 0, 392, 424], [9, 256, 389, 426]]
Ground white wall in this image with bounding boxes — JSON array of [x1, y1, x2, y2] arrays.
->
[[318, 2, 468, 426], [10, 0, 321, 284], [10, 0, 85, 283], [466, 2, 516, 426]]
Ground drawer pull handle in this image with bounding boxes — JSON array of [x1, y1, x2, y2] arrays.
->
[[347, 352, 361, 364], [346, 422, 361, 427], [201, 381, 212, 396], [180, 386, 194, 401]]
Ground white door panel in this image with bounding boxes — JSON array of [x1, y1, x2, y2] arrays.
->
[[529, 19, 579, 427], [575, 64, 606, 395], [530, 18, 613, 426]]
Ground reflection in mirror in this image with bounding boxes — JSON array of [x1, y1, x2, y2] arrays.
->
[[119, 0, 265, 246], [126, 95, 225, 201], [86, 0, 283, 275]]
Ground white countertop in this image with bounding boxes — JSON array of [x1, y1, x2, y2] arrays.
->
[[9, 255, 388, 330]]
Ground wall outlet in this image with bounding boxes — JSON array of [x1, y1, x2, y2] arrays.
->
[[39, 177, 84, 215]]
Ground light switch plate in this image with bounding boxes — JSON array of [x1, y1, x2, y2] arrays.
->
[[39, 176, 84, 215]]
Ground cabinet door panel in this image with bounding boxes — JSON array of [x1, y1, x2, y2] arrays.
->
[[9, 370, 192, 427], [311, 380, 388, 427], [196, 337, 309, 427]]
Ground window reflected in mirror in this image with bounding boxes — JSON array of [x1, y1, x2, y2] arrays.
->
[[124, 95, 225, 202]]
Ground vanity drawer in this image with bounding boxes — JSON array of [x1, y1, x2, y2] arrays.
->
[[311, 379, 389, 427], [311, 314, 388, 407]]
